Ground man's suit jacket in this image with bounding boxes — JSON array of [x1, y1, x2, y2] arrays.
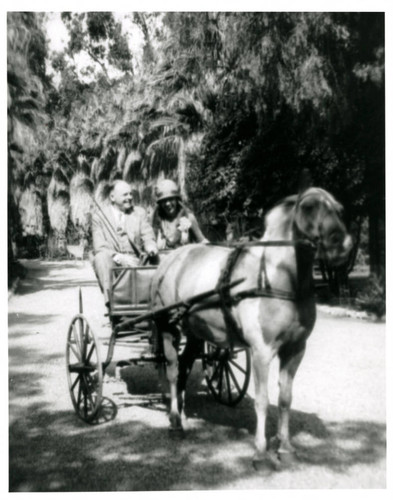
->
[[92, 202, 157, 257]]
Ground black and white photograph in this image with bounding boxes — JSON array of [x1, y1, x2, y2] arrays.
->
[[6, 2, 389, 492]]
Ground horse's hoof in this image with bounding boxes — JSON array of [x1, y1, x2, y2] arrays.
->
[[268, 436, 281, 452], [168, 427, 185, 440], [252, 458, 270, 472], [252, 450, 281, 472], [278, 449, 297, 467], [269, 437, 297, 467]]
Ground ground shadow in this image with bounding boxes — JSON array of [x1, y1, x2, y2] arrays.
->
[[9, 262, 385, 490], [8, 312, 60, 329], [9, 398, 386, 492], [11, 260, 96, 296], [9, 352, 386, 491], [15, 279, 97, 295], [106, 360, 386, 480], [9, 368, 44, 400], [183, 386, 385, 474]]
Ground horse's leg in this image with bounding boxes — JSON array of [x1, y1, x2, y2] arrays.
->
[[275, 341, 306, 463], [162, 330, 182, 432], [251, 344, 273, 467], [238, 301, 275, 468], [177, 334, 203, 415]]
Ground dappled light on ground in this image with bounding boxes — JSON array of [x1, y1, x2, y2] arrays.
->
[[9, 395, 386, 491], [9, 261, 386, 490]]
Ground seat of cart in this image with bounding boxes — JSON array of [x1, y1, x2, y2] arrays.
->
[[109, 266, 157, 318], [108, 251, 173, 317]]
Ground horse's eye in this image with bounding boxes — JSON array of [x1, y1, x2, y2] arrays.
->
[[329, 230, 344, 244], [302, 203, 314, 213]]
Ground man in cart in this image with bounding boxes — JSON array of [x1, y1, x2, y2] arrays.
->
[[92, 179, 158, 308]]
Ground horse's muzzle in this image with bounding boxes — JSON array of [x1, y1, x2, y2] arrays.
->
[[324, 234, 353, 267]]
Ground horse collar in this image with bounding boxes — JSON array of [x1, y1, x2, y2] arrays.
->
[[216, 242, 315, 348]]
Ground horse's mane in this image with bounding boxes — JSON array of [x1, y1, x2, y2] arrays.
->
[[263, 195, 297, 238], [274, 194, 298, 209]]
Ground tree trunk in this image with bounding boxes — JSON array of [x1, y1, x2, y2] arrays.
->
[[47, 229, 67, 259], [368, 208, 384, 276], [8, 178, 18, 285], [8, 223, 15, 287]]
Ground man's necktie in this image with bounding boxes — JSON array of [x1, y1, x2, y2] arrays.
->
[[117, 212, 126, 235]]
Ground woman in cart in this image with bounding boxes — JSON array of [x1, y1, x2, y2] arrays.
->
[[151, 179, 208, 249]]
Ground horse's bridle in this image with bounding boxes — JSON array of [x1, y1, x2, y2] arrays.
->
[[200, 192, 338, 348], [292, 188, 343, 251]]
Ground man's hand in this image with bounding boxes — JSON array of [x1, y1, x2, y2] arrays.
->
[[148, 248, 158, 257], [113, 253, 139, 267]]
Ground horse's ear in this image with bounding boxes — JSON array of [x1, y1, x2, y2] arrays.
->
[[297, 168, 313, 195]]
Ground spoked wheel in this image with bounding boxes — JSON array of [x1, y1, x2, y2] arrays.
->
[[202, 342, 251, 406], [66, 314, 103, 423]]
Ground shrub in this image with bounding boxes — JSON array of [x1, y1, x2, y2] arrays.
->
[[355, 272, 385, 318]]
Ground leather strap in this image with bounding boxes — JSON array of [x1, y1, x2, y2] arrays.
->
[[216, 247, 246, 348]]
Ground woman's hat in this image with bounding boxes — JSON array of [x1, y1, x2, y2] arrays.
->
[[155, 179, 181, 202]]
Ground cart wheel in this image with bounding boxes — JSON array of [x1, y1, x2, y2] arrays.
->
[[66, 314, 103, 423], [202, 342, 251, 406]]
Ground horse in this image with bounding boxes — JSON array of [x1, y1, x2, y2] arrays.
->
[[150, 187, 353, 468]]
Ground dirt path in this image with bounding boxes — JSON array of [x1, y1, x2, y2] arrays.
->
[[8, 260, 386, 491]]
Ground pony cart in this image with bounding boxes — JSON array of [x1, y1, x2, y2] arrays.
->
[[65, 258, 251, 423], [66, 187, 352, 467]]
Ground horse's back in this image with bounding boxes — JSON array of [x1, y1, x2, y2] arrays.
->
[[150, 243, 265, 346], [150, 244, 232, 309]]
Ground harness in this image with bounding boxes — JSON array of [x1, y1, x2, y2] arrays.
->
[[214, 239, 316, 348], [155, 188, 341, 350]]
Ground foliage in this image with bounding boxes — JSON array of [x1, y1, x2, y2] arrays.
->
[[61, 12, 133, 80], [47, 167, 70, 238], [18, 186, 44, 237], [69, 165, 94, 235], [7, 12, 49, 262], [355, 273, 385, 318], [7, 12, 385, 284], [184, 14, 384, 227], [7, 13, 48, 185]]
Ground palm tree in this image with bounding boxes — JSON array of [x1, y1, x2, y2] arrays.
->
[[8, 13, 47, 270]]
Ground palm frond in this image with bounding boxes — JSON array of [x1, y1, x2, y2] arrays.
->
[[146, 134, 182, 157], [149, 116, 183, 130], [117, 146, 127, 172], [98, 146, 117, 181], [123, 150, 142, 183], [70, 172, 94, 232], [91, 158, 101, 184], [47, 180, 70, 235], [95, 181, 112, 204], [13, 95, 41, 111], [77, 158, 91, 177], [144, 135, 181, 180], [48, 167, 69, 197], [19, 186, 44, 237], [23, 171, 36, 189]]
